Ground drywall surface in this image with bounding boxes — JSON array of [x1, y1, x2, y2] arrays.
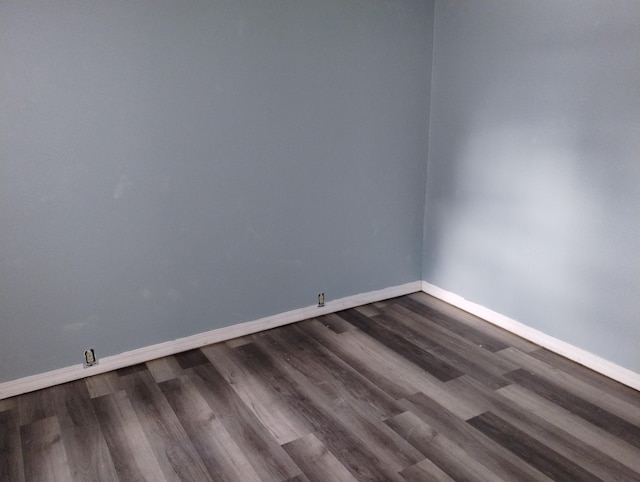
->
[[423, 0, 640, 371], [0, 0, 434, 382]]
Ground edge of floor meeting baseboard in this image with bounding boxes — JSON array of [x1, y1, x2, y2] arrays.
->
[[421, 281, 640, 392]]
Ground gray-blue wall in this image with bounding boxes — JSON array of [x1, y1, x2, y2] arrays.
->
[[0, 0, 434, 382], [3, 0, 638, 384], [423, 0, 640, 372]]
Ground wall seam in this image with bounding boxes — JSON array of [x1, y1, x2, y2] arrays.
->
[[420, 0, 439, 281]]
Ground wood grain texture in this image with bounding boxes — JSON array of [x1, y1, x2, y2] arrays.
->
[[447, 374, 640, 476], [84, 371, 122, 398], [341, 328, 489, 420], [408, 292, 541, 352], [1, 294, 638, 481], [225, 335, 254, 348], [55, 385, 119, 481], [201, 342, 310, 445], [377, 310, 512, 389], [398, 392, 553, 481], [0, 397, 17, 413], [254, 336, 425, 473], [0, 409, 25, 482], [190, 361, 305, 481], [173, 348, 210, 369], [257, 324, 403, 421], [491, 386, 640, 481], [118, 369, 213, 481], [528, 348, 640, 407], [398, 295, 510, 352], [21, 416, 73, 482], [228, 340, 417, 481], [497, 383, 640, 474], [504, 367, 640, 449], [399, 458, 455, 482], [296, 319, 415, 399], [315, 312, 358, 334], [386, 303, 520, 373], [335, 308, 465, 381], [499, 347, 640, 426], [386, 410, 505, 482], [17, 386, 56, 426], [282, 433, 359, 482], [146, 356, 184, 383], [92, 390, 167, 482], [159, 375, 262, 482], [467, 411, 603, 482]]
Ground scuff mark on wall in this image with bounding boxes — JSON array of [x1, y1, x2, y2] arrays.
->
[[113, 174, 132, 199]]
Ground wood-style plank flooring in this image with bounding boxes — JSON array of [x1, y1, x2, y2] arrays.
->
[[1, 293, 639, 481]]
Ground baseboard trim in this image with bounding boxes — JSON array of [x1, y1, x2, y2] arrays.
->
[[421, 281, 640, 392], [0, 281, 422, 400], [5, 279, 636, 399]]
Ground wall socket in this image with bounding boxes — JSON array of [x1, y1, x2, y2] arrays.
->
[[318, 293, 325, 307], [83, 348, 98, 367]]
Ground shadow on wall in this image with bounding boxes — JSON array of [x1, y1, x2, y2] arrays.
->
[[423, 0, 640, 371]]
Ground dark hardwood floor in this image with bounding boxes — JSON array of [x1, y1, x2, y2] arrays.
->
[[1, 293, 639, 481]]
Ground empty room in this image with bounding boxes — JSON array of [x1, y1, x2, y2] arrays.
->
[[1, 0, 639, 480]]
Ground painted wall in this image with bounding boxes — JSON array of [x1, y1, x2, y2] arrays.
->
[[0, 0, 434, 382], [423, 0, 640, 372]]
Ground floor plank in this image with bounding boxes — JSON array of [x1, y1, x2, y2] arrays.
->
[[315, 312, 358, 334], [190, 361, 305, 481], [386, 303, 520, 374], [146, 356, 184, 383], [445, 374, 640, 476], [497, 383, 640, 474], [397, 295, 510, 352], [117, 369, 213, 481], [55, 384, 119, 481], [353, 304, 382, 318], [399, 392, 553, 481], [282, 433, 358, 482], [0, 397, 16, 413], [84, 371, 122, 399], [296, 319, 415, 399], [0, 409, 25, 482], [256, 324, 403, 421], [336, 308, 465, 381], [173, 348, 210, 369], [92, 390, 168, 481], [341, 328, 489, 419], [407, 292, 540, 352], [1, 294, 638, 481], [504, 367, 640, 449], [399, 458, 456, 482], [201, 342, 310, 444], [528, 348, 640, 407], [499, 347, 640, 426], [17, 387, 57, 426], [377, 309, 512, 389], [385, 410, 505, 482], [159, 375, 262, 481], [467, 411, 603, 481], [229, 341, 418, 480], [21, 416, 73, 482]]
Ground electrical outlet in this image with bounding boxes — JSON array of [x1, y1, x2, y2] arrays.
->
[[318, 293, 325, 307], [84, 348, 98, 367]]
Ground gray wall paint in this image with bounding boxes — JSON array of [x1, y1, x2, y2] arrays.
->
[[0, 0, 434, 382], [3, 0, 637, 384], [424, 1, 640, 371]]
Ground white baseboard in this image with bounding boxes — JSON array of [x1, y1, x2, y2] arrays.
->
[[4, 279, 636, 399], [0, 281, 422, 400], [422, 281, 640, 392]]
